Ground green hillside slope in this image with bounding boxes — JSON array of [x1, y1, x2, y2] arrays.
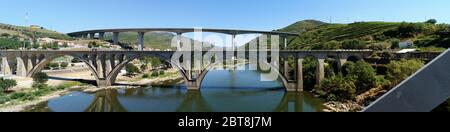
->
[[0, 23, 72, 40]]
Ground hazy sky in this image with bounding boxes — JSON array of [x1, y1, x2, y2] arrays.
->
[[1, 0, 449, 33]]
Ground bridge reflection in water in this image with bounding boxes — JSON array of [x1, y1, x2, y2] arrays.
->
[[26, 88, 325, 112]]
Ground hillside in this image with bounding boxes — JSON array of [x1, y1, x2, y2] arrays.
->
[[287, 20, 450, 51], [0, 23, 72, 40]]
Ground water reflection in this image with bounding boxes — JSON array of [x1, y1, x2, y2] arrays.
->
[[85, 89, 127, 112], [25, 63, 325, 112], [27, 88, 324, 112]]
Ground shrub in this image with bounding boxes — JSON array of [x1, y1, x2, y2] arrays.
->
[[60, 62, 69, 68], [151, 71, 159, 77], [125, 64, 140, 76], [142, 74, 150, 78], [10, 92, 27, 100], [342, 39, 366, 49], [425, 19, 437, 25], [317, 73, 357, 101], [0, 95, 10, 104], [386, 59, 425, 86], [48, 63, 59, 69], [32, 72, 49, 84], [32, 72, 49, 89], [0, 78, 17, 92], [345, 61, 379, 94]]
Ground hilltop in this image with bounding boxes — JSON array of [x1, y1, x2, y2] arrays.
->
[[277, 20, 327, 33]]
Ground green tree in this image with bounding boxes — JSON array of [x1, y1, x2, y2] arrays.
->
[[303, 57, 318, 91], [32, 42, 40, 49], [386, 59, 425, 86], [71, 57, 81, 63], [62, 42, 69, 48], [0, 78, 17, 92], [125, 63, 140, 76], [88, 41, 99, 48], [1, 33, 10, 37], [342, 39, 366, 49], [390, 39, 400, 49], [51, 42, 59, 50], [316, 73, 357, 101], [31, 72, 49, 89], [48, 63, 59, 69], [345, 61, 379, 94], [425, 19, 437, 25], [60, 62, 69, 68], [42, 43, 48, 49]]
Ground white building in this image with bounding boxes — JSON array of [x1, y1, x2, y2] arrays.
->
[[399, 41, 414, 49]]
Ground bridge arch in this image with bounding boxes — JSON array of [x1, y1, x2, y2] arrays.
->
[[105, 53, 190, 87], [195, 59, 291, 91], [27, 53, 101, 83]]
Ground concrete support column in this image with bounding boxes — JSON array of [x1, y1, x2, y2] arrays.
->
[[27, 56, 35, 74], [297, 59, 304, 92], [82, 34, 88, 39], [96, 55, 105, 78], [112, 32, 120, 45], [316, 59, 325, 85], [99, 32, 105, 40], [1, 56, 12, 75], [284, 36, 288, 50], [186, 80, 199, 91], [337, 59, 347, 72], [104, 55, 113, 77], [283, 60, 289, 80], [231, 34, 236, 61], [176, 33, 182, 51], [16, 56, 27, 77], [137, 32, 145, 51], [89, 33, 96, 39]]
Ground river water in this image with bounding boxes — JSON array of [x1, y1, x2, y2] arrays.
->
[[25, 64, 326, 112]]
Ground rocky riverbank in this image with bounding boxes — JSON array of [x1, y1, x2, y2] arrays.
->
[[323, 101, 363, 112]]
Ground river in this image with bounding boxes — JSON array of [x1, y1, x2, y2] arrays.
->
[[24, 64, 326, 112]]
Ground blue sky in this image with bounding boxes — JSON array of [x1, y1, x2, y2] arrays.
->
[[1, 0, 450, 33]]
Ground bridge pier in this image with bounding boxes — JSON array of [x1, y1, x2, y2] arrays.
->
[[1, 56, 12, 75], [96, 79, 112, 88], [82, 34, 88, 39], [186, 80, 200, 91], [89, 33, 96, 39], [176, 33, 182, 51], [316, 59, 325, 85], [337, 59, 347, 72], [99, 32, 105, 40], [137, 32, 145, 51], [16, 55, 28, 77], [297, 59, 304, 92], [113, 32, 120, 45]]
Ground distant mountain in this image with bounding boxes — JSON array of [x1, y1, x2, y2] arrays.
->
[[0, 23, 72, 40]]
